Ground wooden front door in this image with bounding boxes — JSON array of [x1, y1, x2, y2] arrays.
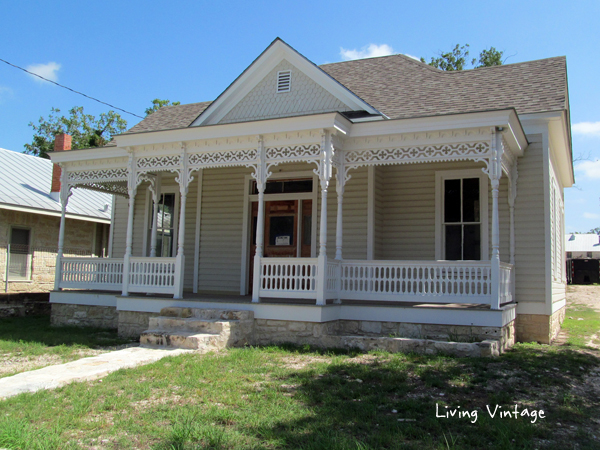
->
[[249, 199, 313, 292]]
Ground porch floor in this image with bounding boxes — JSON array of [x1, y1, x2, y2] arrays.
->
[[61, 290, 503, 311]]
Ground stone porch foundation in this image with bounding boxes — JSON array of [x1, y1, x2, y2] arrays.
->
[[51, 304, 516, 356], [515, 306, 566, 344]]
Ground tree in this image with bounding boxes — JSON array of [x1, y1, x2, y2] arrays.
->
[[589, 227, 600, 235], [145, 99, 180, 116], [24, 106, 128, 159], [421, 44, 505, 71]]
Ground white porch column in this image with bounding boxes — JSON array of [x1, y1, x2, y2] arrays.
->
[[174, 143, 191, 299], [54, 167, 71, 291], [252, 136, 267, 303], [489, 128, 503, 310], [508, 160, 518, 300], [149, 174, 161, 257], [122, 149, 137, 297], [316, 131, 334, 305]]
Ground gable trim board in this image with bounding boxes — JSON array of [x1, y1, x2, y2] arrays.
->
[[191, 38, 384, 127]]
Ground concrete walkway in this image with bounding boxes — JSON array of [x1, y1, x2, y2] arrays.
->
[[0, 346, 190, 399]]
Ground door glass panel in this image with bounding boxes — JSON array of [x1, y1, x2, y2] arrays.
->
[[463, 225, 481, 260], [302, 215, 312, 246], [462, 178, 480, 222], [445, 225, 461, 260], [269, 216, 294, 246], [444, 179, 461, 222]]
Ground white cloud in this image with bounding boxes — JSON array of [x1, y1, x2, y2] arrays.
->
[[572, 121, 600, 137], [340, 44, 395, 61], [0, 86, 13, 101], [575, 160, 600, 179], [404, 53, 420, 61], [583, 212, 600, 219], [26, 62, 61, 83]]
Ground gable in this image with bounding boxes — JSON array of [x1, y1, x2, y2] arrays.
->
[[192, 38, 382, 126], [219, 59, 352, 124]]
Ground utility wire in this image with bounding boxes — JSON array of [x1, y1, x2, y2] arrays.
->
[[0, 57, 144, 119]]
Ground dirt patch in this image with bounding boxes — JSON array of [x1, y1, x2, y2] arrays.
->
[[0, 349, 107, 377], [278, 355, 331, 370], [566, 285, 600, 311]]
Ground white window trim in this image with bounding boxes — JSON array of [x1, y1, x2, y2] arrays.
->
[[142, 184, 180, 258], [435, 169, 489, 261], [240, 170, 318, 295]]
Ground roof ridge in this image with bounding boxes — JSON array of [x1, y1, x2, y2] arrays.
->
[[319, 53, 566, 75]]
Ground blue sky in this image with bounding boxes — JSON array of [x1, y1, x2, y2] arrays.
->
[[0, 0, 598, 232]]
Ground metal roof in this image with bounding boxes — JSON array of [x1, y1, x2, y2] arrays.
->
[[565, 234, 600, 252], [0, 148, 112, 222]]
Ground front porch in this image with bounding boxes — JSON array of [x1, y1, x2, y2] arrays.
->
[[56, 256, 514, 309], [50, 109, 527, 334]]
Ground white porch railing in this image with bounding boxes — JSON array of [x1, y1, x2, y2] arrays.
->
[[337, 260, 495, 304], [128, 257, 177, 294], [499, 262, 514, 305], [258, 257, 318, 298], [59, 258, 123, 290]]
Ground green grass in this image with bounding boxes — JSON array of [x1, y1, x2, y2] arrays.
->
[[0, 315, 132, 378], [0, 342, 598, 449], [0, 307, 599, 449], [562, 305, 600, 348]]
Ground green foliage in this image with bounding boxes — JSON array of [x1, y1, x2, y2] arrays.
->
[[474, 47, 504, 68], [421, 44, 504, 71], [589, 227, 600, 234], [24, 106, 128, 159], [421, 44, 470, 71], [145, 98, 181, 116]]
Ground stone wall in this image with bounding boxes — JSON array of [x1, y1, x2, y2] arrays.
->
[[51, 303, 118, 328], [516, 306, 566, 344], [118, 311, 160, 339], [254, 319, 516, 354], [0, 210, 97, 293]]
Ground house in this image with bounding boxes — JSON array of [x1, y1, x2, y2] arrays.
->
[[47, 38, 572, 347], [0, 141, 112, 293], [565, 233, 600, 284]]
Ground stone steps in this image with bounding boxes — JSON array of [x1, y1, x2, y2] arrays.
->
[[140, 307, 254, 351]]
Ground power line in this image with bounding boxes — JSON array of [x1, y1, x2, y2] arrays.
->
[[0, 57, 144, 119]]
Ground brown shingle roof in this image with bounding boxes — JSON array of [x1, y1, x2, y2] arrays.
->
[[320, 54, 568, 119], [125, 101, 212, 134], [124, 55, 567, 134]]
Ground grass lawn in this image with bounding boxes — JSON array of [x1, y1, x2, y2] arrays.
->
[[0, 313, 599, 449], [0, 315, 132, 379]]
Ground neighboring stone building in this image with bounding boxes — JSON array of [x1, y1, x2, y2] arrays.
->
[[0, 141, 112, 293], [49, 38, 573, 347], [566, 233, 600, 284]]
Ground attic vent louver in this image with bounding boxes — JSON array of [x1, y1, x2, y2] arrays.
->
[[277, 70, 291, 93]]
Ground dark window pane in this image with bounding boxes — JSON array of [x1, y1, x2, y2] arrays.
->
[[462, 178, 480, 222], [463, 225, 481, 260], [269, 216, 294, 246], [265, 181, 284, 194], [10, 228, 30, 247], [445, 225, 461, 260], [444, 179, 461, 222], [252, 216, 257, 246], [303, 215, 312, 246], [284, 179, 313, 193]]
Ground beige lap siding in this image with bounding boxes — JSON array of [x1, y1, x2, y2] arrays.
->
[[198, 167, 250, 293], [514, 134, 546, 304], [380, 161, 510, 262], [326, 165, 368, 260]]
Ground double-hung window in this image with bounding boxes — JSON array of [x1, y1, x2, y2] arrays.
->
[[435, 170, 488, 261], [146, 192, 178, 257]]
